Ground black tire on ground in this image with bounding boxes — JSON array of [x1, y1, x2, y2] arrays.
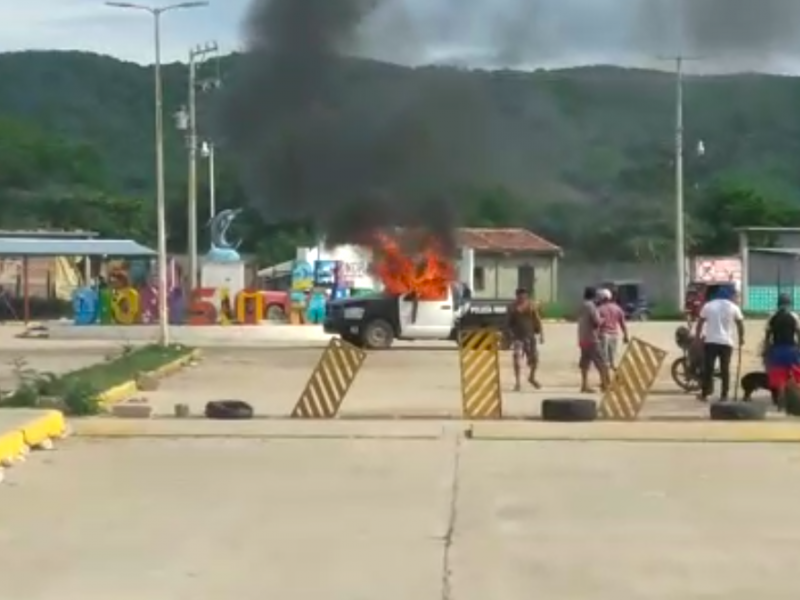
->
[[541, 398, 598, 422], [361, 319, 394, 349], [204, 400, 254, 420], [670, 357, 701, 393], [709, 401, 767, 421]]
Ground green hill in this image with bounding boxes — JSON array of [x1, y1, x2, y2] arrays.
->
[[2, 49, 800, 260]]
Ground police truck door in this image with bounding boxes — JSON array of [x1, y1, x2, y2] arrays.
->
[[398, 291, 455, 339]]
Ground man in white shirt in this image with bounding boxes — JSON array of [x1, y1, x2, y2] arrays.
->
[[694, 286, 745, 401]]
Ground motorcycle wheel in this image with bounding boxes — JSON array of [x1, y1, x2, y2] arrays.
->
[[671, 357, 701, 393]]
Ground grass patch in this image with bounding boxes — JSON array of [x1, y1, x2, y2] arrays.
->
[[0, 344, 194, 416]]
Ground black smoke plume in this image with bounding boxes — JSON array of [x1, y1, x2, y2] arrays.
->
[[219, 0, 492, 251]]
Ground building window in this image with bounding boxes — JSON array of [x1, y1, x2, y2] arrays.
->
[[473, 266, 486, 291], [517, 265, 535, 294]]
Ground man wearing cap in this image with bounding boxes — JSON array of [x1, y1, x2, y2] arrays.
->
[[507, 287, 544, 391], [763, 293, 800, 400], [597, 288, 629, 371], [694, 285, 745, 400]]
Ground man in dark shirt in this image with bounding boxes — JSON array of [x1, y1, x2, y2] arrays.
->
[[507, 287, 544, 391], [764, 293, 800, 395]]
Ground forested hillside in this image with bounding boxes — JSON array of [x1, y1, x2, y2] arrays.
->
[[2, 49, 800, 263]]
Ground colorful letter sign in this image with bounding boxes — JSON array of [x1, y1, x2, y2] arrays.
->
[[72, 285, 272, 326]]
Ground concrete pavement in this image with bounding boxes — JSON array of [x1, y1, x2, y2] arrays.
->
[[139, 320, 775, 420], [3, 433, 800, 599]]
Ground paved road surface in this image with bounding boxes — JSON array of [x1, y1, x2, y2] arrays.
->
[[144, 321, 772, 419], [2, 432, 800, 599]]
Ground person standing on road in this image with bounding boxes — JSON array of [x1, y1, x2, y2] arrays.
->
[[578, 287, 610, 392], [507, 287, 544, 391], [597, 288, 629, 371], [694, 286, 744, 401], [763, 293, 800, 401]]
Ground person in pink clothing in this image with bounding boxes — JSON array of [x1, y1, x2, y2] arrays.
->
[[597, 288, 629, 371]]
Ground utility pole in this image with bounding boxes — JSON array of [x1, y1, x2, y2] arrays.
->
[[104, 1, 209, 345], [186, 41, 218, 290], [659, 54, 701, 311], [208, 142, 216, 217]]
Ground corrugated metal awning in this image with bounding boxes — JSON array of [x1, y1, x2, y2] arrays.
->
[[750, 247, 800, 256], [0, 238, 156, 257]]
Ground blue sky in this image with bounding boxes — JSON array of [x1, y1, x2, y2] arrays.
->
[[4, 0, 800, 73]]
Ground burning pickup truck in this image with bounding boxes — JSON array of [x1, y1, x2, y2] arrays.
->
[[323, 282, 509, 349], [323, 233, 510, 349]]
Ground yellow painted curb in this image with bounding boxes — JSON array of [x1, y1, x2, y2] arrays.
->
[[97, 349, 200, 406], [0, 410, 66, 468], [0, 429, 25, 464], [98, 381, 139, 405], [468, 421, 800, 443], [19, 410, 67, 446]]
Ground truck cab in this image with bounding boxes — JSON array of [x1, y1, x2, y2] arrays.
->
[[324, 282, 509, 349]]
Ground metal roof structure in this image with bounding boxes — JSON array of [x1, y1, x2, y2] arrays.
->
[[456, 228, 562, 253], [0, 229, 98, 239], [736, 227, 800, 233], [0, 238, 156, 257], [750, 247, 800, 255]]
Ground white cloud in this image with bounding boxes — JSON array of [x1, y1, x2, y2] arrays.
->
[[0, 0, 248, 62]]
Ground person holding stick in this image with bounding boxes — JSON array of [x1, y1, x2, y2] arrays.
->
[[694, 286, 744, 401]]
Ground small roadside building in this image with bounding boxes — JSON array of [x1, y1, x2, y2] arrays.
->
[[456, 228, 562, 302], [738, 226, 800, 312]]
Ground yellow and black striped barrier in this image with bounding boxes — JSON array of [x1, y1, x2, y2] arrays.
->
[[291, 337, 367, 418], [459, 329, 503, 419], [599, 337, 667, 420]]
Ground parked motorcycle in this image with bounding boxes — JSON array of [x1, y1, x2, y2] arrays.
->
[[670, 325, 725, 393]]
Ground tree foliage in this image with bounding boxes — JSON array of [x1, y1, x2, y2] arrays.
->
[[2, 51, 800, 262]]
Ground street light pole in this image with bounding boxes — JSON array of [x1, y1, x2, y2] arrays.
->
[[186, 42, 218, 289], [206, 142, 216, 217], [659, 54, 700, 311], [104, 1, 209, 346], [187, 49, 198, 289]]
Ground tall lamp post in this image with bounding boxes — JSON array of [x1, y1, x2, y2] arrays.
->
[[659, 54, 700, 311], [201, 141, 216, 218], [185, 42, 219, 289], [104, 1, 209, 346]]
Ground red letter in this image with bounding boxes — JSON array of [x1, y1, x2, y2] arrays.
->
[[187, 288, 217, 325]]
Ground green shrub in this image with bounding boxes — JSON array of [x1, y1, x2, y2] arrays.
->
[[0, 344, 193, 415]]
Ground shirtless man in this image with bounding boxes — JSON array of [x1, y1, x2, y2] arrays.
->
[[507, 287, 544, 391], [577, 287, 610, 392]]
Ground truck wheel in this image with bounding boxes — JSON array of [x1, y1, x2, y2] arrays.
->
[[362, 319, 394, 349]]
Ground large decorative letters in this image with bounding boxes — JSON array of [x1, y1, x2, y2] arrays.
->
[[73, 286, 272, 325], [111, 288, 140, 325], [236, 289, 263, 324], [187, 288, 217, 325]]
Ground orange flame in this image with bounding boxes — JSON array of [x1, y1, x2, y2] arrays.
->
[[371, 232, 455, 300]]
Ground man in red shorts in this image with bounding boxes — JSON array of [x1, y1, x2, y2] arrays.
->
[[764, 293, 800, 400]]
